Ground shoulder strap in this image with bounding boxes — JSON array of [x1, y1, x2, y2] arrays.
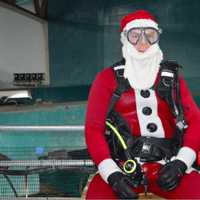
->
[[157, 60, 180, 115], [107, 59, 130, 116], [157, 60, 188, 148]]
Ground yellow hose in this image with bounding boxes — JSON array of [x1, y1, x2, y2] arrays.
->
[[106, 120, 137, 174], [106, 121, 127, 150]]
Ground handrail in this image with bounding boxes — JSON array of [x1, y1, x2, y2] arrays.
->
[[0, 159, 94, 167], [0, 125, 84, 132]]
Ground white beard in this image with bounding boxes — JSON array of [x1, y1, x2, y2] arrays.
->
[[121, 34, 163, 90]]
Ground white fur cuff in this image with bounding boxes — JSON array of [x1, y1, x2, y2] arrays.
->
[[175, 146, 196, 169], [98, 158, 122, 183]]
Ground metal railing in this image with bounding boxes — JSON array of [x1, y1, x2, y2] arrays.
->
[[0, 125, 84, 132], [0, 125, 94, 168], [0, 159, 94, 167], [0, 124, 94, 198]]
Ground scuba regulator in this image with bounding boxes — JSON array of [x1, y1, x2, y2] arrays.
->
[[106, 120, 137, 174], [105, 116, 143, 187]]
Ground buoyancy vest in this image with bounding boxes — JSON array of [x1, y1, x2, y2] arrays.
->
[[105, 59, 188, 163]]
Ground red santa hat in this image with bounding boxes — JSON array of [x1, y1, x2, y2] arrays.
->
[[120, 10, 159, 32]]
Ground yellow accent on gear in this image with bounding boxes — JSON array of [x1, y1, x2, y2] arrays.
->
[[123, 159, 137, 174], [106, 121, 127, 150]]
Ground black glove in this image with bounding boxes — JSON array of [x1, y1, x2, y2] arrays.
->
[[108, 171, 138, 199], [157, 160, 187, 191]]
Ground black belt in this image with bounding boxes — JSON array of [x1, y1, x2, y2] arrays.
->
[[109, 136, 177, 162], [128, 136, 177, 162]]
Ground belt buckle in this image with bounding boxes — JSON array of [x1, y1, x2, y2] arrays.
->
[[141, 142, 151, 154], [139, 142, 151, 162]]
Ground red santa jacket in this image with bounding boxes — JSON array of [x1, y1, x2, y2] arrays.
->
[[85, 66, 200, 170]]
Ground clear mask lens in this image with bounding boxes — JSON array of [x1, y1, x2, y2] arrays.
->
[[126, 27, 161, 45]]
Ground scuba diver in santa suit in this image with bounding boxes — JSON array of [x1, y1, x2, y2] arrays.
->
[[85, 10, 200, 199]]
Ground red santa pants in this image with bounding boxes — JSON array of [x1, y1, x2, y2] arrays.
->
[[86, 171, 200, 199]]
